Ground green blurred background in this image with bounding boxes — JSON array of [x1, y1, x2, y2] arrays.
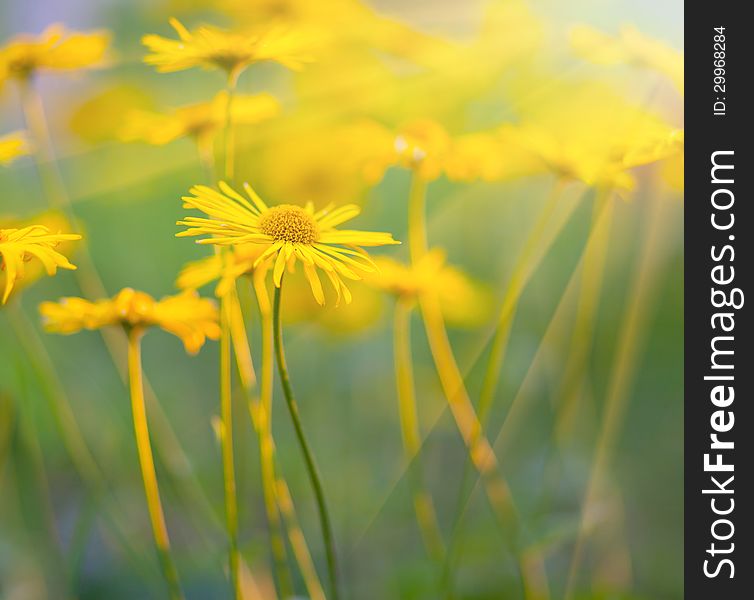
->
[[1, 1, 682, 598]]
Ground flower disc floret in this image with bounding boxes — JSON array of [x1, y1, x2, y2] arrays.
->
[[258, 204, 319, 244]]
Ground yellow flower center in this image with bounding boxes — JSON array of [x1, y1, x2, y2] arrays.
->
[[259, 204, 319, 244], [209, 48, 251, 73]]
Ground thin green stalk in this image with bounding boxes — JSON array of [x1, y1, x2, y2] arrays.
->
[[13, 362, 71, 596], [443, 181, 566, 592], [554, 188, 614, 443], [6, 303, 159, 584], [478, 181, 565, 422], [17, 77, 68, 208], [127, 329, 184, 600], [407, 170, 549, 600], [219, 298, 243, 599], [217, 70, 244, 600], [249, 273, 296, 598], [223, 75, 238, 182], [8, 302, 100, 486], [18, 75, 219, 539], [273, 281, 340, 600], [393, 297, 445, 564], [564, 192, 670, 598]]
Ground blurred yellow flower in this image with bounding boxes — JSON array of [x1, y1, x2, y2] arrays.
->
[[206, 0, 456, 71], [177, 244, 269, 298], [69, 84, 154, 143], [177, 182, 399, 305], [510, 80, 683, 189], [622, 129, 684, 171], [0, 212, 76, 303], [337, 118, 448, 183], [443, 127, 545, 183], [570, 24, 683, 95], [143, 18, 315, 81], [367, 249, 493, 328], [0, 24, 109, 84], [661, 151, 684, 192], [569, 26, 684, 191], [120, 91, 280, 153], [0, 224, 80, 304], [259, 121, 379, 206], [0, 131, 29, 165], [281, 272, 384, 334], [289, 0, 542, 126], [343, 118, 542, 184], [40, 288, 219, 353]]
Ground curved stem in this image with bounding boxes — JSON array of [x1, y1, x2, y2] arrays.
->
[[127, 329, 184, 600], [19, 77, 218, 538], [443, 181, 566, 590], [7, 303, 158, 573], [478, 181, 564, 422], [407, 170, 549, 599], [564, 189, 657, 599], [408, 174, 429, 262], [219, 298, 243, 599], [273, 281, 340, 600], [554, 188, 614, 443], [393, 297, 445, 563], [275, 479, 327, 600], [224, 76, 238, 182], [250, 272, 295, 598], [17, 78, 68, 208]]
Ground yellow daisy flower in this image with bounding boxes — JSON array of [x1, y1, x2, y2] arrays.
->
[[0, 224, 81, 304], [178, 247, 384, 334], [0, 212, 76, 302], [0, 131, 29, 165], [259, 122, 373, 207], [443, 127, 545, 183], [509, 79, 683, 189], [570, 24, 683, 95], [142, 18, 315, 81], [343, 119, 541, 185], [40, 288, 220, 354], [348, 118, 450, 183], [0, 24, 109, 84], [366, 249, 493, 328], [68, 84, 154, 144], [120, 91, 279, 150], [176, 182, 399, 305]]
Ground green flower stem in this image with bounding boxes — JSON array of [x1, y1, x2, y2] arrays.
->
[[223, 75, 237, 182], [443, 181, 566, 592], [127, 329, 184, 600], [272, 281, 340, 600], [219, 298, 243, 599]]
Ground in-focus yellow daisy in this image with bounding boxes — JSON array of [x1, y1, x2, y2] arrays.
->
[[366, 249, 493, 327], [121, 91, 279, 152], [176, 182, 399, 305], [143, 18, 315, 81], [0, 224, 80, 304], [0, 24, 109, 84], [0, 131, 29, 165], [40, 288, 219, 353]]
